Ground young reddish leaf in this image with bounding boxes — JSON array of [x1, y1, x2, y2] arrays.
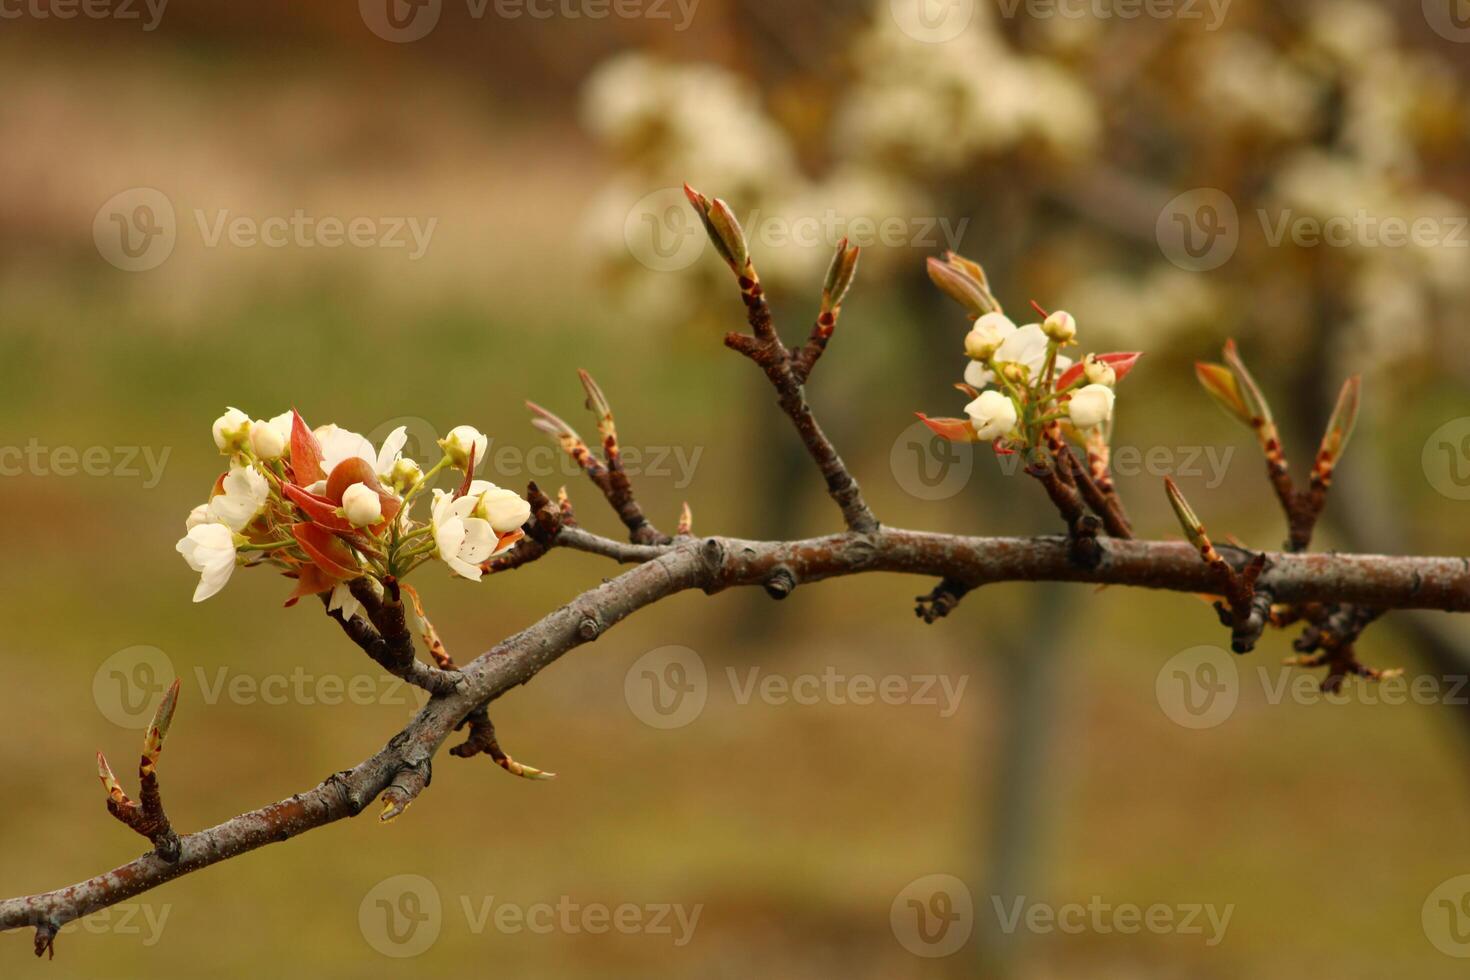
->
[[1319, 375, 1362, 462], [283, 483, 354, 532], [291, 522, 360, 580], [289, 410, 324, 486], [283, 564, 336, 607], [1221, 340, 1273, 426], [915, 413, 980, 443], [1195, 361, 1252, 425], [1056, 352, 1143, 391], [324, 457, 380, 503], [992, 439, 1016, 456]]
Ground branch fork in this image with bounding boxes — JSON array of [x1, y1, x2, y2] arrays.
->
[[97, 678, 183, 864]]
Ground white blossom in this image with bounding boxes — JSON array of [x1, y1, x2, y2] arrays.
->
[[342, 482, 383, 528], [430, 489, 496, 581], [964, 390, 1019, 442], [439, 425, 488, 472], [208, 464, 269, 532], [466, 481, 532, 534], [176, 523, 237, 602], [212, 407, 251, 454], [313, 424, 375, 477], [1069, 384, 1116, 428]]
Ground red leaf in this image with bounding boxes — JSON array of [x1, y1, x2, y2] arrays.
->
[[1056, 352, 1143, 391], [291, 522, 360, 580], [283, 564, 335, 607], [289, 409, 324, 486], [915, 413, 980, 443], [283, 483, 354, 532], [991, 439, 1016, 456]]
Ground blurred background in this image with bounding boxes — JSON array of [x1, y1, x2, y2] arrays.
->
[[3, 0, 1470, 975]]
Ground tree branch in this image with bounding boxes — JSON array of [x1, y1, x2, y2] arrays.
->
[[5, 527, 1467, 947]]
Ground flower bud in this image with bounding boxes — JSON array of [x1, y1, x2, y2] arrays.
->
[[473, 484, 532, 534], [341, 482, 383, 528], [964, 312, 1014, 360], [1042, 310, 1077, 344], [1001, 362, 1028, 384], [388, 457, 424, 494], [212, 407, 252, 454], [1068, 384, 1116, 428], [439, 425, 488, 472], [964, 390, 1019, 442], [1083, 353, 1116, 387], [250, 419, 287, 459]]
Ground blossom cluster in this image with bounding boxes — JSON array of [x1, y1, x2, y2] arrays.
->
[[175, 409, 531, 614], [920, 253, 1139, 457]]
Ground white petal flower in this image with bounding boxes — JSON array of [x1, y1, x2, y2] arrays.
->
[[1042, 310, 1077, 343], [185, 503, 211, 531], [967, 321, 1071, 391], [964, 390, 1019, 442], [208, 464, 270, 532], [375, 426, 409, 479], [1083, 354, 1116, 387], [212, 407, 252, 454], [439, 425, 488, 472], [387, 457, 424, 494], [431, 489, 486, 581], [466, 480, 532, 534], [964, 358, 994, 389], [176, 523, 237, 602], [249, 418, 287, 459], [313, 424, 375, 476], [342, 482, 383, 527], [965, 312, 1017, 360], [1068, 384, 1116, 429], [327, 581, 362, 622]]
